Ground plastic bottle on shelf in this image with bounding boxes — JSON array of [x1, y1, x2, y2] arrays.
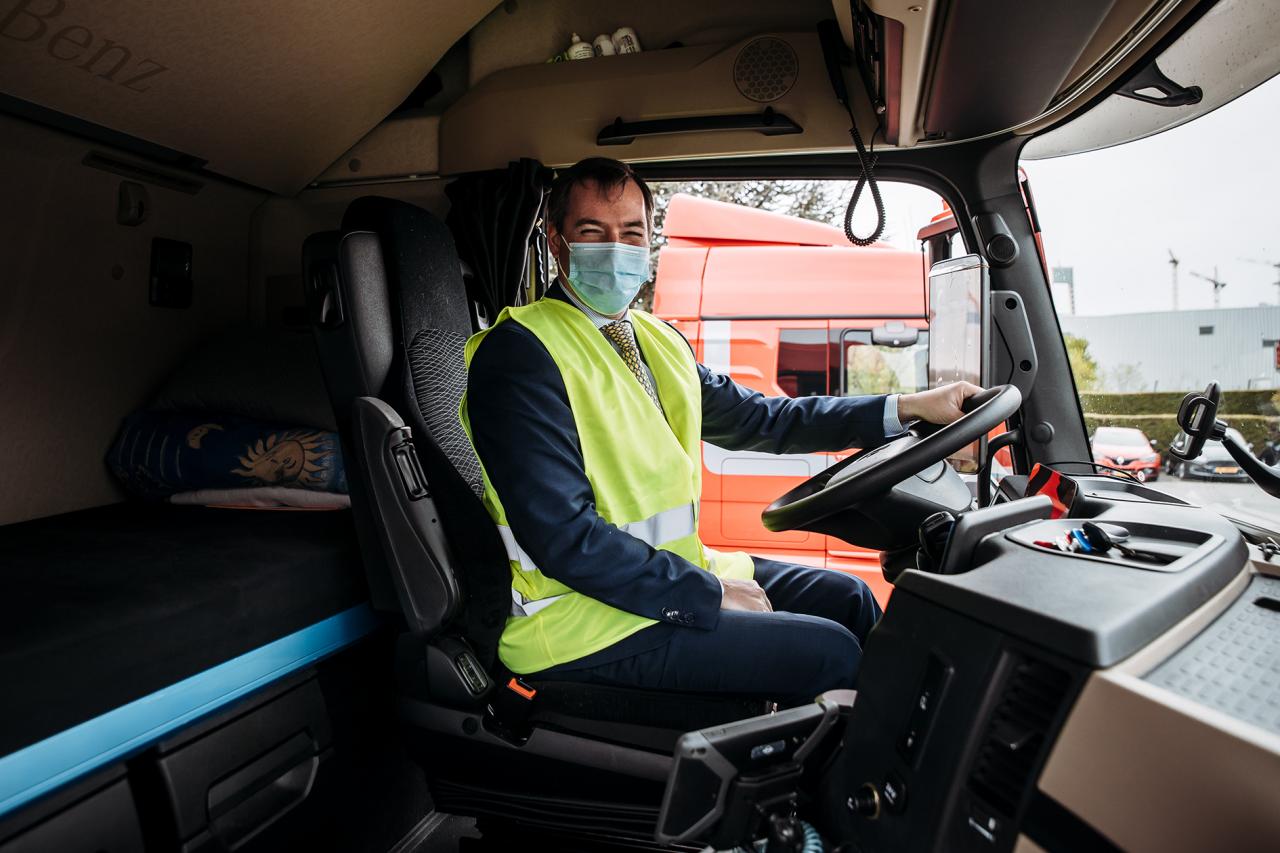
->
[[567, 33, 594, 60], [593, 34, 616, 56], [612, 26, 642, 54]]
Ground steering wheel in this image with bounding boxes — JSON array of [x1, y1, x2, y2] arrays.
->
[[762, 384, 1022, 533]]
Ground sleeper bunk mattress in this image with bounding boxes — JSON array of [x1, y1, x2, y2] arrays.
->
[[0, 502, 368, 757]]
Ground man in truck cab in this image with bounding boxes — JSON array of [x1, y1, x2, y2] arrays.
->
[[462, 157, 981, 700]]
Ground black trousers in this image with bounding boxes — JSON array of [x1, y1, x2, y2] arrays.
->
[[544, 558, 883, 701]]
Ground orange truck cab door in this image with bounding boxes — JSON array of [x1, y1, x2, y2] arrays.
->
[[700, 318, 830, 566]]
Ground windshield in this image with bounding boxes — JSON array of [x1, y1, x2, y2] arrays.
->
[[1025, 76, 1280, 529]]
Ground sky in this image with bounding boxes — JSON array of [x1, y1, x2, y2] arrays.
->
[[1022, 73, 1280, 316]]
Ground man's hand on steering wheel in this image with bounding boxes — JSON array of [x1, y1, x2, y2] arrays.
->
[[762, 384, 1022, 534], [899, 381, 985, 425]]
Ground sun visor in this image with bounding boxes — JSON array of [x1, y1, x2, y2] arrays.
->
[[439, 32, 869, 174], [1024, 0, 1280, 159], [0, 0, 492, 194], [918, 0, 1116, 141]]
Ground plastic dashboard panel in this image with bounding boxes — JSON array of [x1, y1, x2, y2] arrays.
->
[[895, 499, 1248, 668], [1145, 574, 1280, 735], [820, 485, 1253, 853]]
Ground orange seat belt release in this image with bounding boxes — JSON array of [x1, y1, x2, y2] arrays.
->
[[507, 677, 537, 700]]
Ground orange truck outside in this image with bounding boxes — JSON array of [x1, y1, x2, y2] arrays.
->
[[653, 194, 930, 606]]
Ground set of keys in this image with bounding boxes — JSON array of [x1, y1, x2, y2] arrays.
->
[[1034, 521, 1162, 562], [1033, 529, 1094, 554]]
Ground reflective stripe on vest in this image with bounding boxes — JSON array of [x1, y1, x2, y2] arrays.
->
[[494, 503, 698, 577], [496, 525, 540, 573], [619, 503, 697, 546], [511, 588, 568, 617]]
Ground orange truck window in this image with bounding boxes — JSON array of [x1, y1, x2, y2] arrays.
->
[[839, 330, 930, 397], [777, 329, 828, 397]]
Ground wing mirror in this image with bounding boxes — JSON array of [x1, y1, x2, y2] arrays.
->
[[1150, 438, 1159, 448], [871, 322, 919, 348]]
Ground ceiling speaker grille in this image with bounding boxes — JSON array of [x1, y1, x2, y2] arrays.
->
[[733, 38, 798, 104]]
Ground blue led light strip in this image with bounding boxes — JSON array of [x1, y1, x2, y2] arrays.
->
[[0, 603, 381, 819]]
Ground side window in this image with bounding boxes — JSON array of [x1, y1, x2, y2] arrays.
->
[[839, 329, 929, 396], [1024, 70, 1279, 524], [777, 329, 827, 397]]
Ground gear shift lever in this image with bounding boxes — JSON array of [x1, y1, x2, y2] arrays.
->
[[917, 511, 957, 573]]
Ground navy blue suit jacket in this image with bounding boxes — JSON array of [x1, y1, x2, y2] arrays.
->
[[466, 292, 892, 664]]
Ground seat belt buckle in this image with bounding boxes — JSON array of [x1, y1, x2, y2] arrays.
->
[[483, 675, 538, 746]]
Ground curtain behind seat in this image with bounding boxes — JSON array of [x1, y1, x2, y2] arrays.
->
[[445, 158, 553, 323]]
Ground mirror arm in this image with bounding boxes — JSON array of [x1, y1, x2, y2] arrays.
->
[[1222, 434, 1280, 500]]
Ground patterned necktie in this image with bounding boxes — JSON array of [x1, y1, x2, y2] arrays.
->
[[601, 320, 663, 411]]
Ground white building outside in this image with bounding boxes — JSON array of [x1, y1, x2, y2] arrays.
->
[[1058, 306, 1280, 392]]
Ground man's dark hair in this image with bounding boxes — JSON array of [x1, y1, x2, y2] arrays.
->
[[547, 157, 653, 234]]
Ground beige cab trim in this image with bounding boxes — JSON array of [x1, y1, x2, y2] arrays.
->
[[1037, 552, 1280, 853], [438, 31, 864, 175]]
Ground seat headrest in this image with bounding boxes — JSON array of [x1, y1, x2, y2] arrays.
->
[[342, 197, 472, 343]]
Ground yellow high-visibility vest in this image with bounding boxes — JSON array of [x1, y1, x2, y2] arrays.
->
[[460, 297, 753, 674]]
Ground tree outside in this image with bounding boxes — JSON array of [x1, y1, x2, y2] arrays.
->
[[1106, 363, 1148, 393], [1064, 333, 1100, 392], [635, 180, 862, 311]]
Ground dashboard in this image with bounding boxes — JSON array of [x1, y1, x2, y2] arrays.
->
[[660, 474, 1280, 852], [814, 475, 1278, 852]]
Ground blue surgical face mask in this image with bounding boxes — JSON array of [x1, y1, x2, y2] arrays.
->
[[561, 238, 651, 316]]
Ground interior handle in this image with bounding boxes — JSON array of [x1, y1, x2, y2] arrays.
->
[[597, 108, 802, 145], [206, 731, 319, 849]]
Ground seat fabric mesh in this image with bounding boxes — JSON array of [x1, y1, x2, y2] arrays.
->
[[408, 328, 484, 497]]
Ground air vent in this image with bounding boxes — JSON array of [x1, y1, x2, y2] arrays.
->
[[733, 38, 799, 103], [968, 657, 1072, 816]]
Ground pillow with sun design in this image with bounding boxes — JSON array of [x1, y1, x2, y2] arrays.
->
[[108, 411, 347, 500]]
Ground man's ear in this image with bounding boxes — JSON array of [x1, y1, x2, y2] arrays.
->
[[547, 222, 568, 270]]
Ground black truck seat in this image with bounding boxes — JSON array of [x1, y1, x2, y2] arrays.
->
[[301, 197, 771, 760]]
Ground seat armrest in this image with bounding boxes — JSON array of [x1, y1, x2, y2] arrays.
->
[[351, 396, 461, 635]]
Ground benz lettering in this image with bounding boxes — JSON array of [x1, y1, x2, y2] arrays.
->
[[0, 0, 169, 92]]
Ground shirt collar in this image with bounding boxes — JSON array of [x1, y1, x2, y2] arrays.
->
[[557, 277, 630, 329]]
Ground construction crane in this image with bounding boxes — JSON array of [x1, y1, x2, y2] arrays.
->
[[1167, 249, 1179, 311], [1240, 256, 1280, 305], [1190, 267, 1227, 309]]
